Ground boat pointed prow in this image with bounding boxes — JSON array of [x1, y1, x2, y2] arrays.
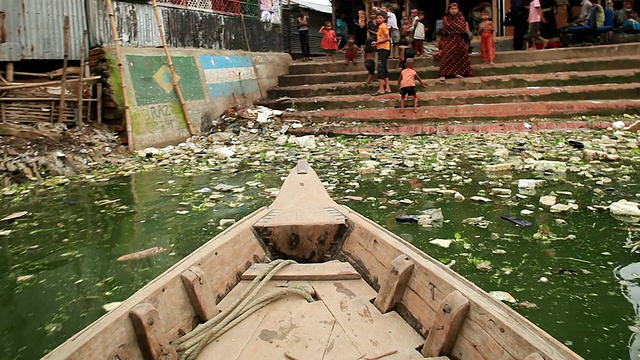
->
[[253, 160, 350, 262]]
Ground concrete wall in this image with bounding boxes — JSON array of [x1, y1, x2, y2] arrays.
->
[[105, 47, 291, 149]]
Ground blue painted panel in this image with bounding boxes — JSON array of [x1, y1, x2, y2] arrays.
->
[[207, 79, 260, 98], [199, 55, 254, 70]]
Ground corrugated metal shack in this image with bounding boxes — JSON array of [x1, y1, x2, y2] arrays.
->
[[0, 0, 283, 62]]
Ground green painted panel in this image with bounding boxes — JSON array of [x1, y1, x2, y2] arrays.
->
[[130, 102, 189, 137], [126, 55, 205, 106]]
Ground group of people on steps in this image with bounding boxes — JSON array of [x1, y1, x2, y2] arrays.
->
[[296, 2, 493, 113]]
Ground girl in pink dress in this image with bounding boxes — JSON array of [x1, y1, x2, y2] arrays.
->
[[319, 22, 338, 62]]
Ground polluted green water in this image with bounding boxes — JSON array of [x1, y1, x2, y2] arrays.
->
[[1, 131, 640, 359]]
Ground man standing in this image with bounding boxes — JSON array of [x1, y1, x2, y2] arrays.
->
[[382, 3, 401, 58], [511, 0, 529, 50], [296, 10, 311, 61]]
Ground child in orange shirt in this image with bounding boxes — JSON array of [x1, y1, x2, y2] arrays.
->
[[478, 11, 496, 65], [397, 58, 425, 113], [319, 22, 338, 62]]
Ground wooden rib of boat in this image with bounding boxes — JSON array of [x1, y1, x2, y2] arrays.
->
[[44, 160, 583, 360]]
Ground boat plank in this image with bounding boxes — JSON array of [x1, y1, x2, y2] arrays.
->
[[452, 317, 515, 360], [235, 296, 335, 359], [242, 262, 361, 281], [202, 280, 307, 359], [339, 209, 581, 360], [312, 280, 424, 359], [43, 208, 269, 360], [321, 319, 363, 360]]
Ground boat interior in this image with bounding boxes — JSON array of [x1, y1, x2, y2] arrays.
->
[[44, 161, 581, 360]]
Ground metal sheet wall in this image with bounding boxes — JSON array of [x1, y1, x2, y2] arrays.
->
[[0, 0, 283, 61], [100, 2, 282, 52], [0, 0, 88, 61]]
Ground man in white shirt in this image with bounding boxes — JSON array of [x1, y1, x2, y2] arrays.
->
[[382, 3, 401, 58]]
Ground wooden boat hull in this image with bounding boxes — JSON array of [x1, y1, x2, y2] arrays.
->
[[44, 161, 582, 360]]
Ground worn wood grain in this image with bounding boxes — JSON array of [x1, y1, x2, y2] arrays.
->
[[180, 266, 219, 322], [241, 262, 361, 281], [524, 353, 545, 360], [422, 291, 470, 357], [374, 254, 414, 314], [129, 303, 177, 360], [313, 280, 424, 359]]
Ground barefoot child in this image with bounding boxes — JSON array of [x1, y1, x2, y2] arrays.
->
[[363, 38, 376, 85], [478, 11, 496, 65], [319, 22, 338, 62], [525, 0, 549, 50], [397, 58, 425, 113], [340, 36, 361, 64]]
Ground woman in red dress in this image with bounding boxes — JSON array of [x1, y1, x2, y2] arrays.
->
[[439, 3, 473, 81]]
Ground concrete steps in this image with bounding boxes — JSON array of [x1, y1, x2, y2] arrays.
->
[[263, 43, 640, 131], [262, 83, 640, 110], [285, 43, 640, 75], [267, 69, 640, 98], [283, 99, 640, 123], [278, 56, 640, 86]]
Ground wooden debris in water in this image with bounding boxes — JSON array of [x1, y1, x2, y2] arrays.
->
[[117, 247, 166, 262]]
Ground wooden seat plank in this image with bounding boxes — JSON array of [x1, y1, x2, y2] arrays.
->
[[241, 262, 361, 281], [312, 280, 424, 359]]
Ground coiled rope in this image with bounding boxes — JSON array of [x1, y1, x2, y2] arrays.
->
[[172, 259, 315, 360]]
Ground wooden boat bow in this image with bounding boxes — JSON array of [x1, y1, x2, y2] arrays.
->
[[253, 159, 350, 262]]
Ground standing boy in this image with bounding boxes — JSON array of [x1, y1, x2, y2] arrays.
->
[[297, 10, 311, 61], [397, 58, 425, 113], [525, 0, 549, 50], [371, 11, 391, 95]]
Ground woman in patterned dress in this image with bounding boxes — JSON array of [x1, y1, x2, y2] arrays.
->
[[439, 2, 473, 81]]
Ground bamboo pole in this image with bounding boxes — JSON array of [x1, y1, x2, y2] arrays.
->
[[97, 83, 103, 124], [241, 14, 251, 52], [78, 30, 88, 127], [106, 0, 134, 149], [5, 62, 14, 82], [150, 0, 195, 136], [58, 16, 70, 123], [0, 76, 101, 91]]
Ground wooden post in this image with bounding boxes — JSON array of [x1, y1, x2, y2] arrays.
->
[[5, 62, 14, 82], [58, 16, 70, 123], [150, 0, 195, 137], [181, 266, 220, 322], [129, 303, 178, 360], [331, 0, 336, 29], [373, 254, 414, 313], [240, 14, 251, 52], [97, 83, 103, 124], [106, 0, 134, 149], [77, 30, 87, 127], [421, 290, 470, 357]]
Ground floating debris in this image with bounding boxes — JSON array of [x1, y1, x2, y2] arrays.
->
[[116, 247, 167, 262]]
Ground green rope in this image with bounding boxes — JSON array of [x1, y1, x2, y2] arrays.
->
[[172, 259, 314, 360]]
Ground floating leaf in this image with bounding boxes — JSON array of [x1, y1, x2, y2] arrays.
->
[[1, 211, 28, 222]]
